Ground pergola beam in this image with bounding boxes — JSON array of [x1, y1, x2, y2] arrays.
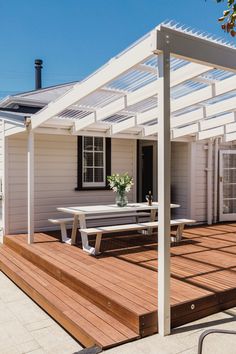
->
[[172, 123, 199, 139], [111, 117, 136, 134], [142, 124, 158, 137], [156, 25, 236, 72], [137, 107, 158, 125], [72, 114, 96, 133], [206, 96, 236, 117], [224, 131, 236, 142], [225, 118, 236, 133], [199, 112, 235, 131], [198, 126, 225, 140]]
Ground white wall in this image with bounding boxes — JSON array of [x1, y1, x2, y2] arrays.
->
[[171, 142, 189, 219], [0, 121, 3, 229], [194, 141, 208, 222], [7, 133, 136, 234], [7, 132, 236, 234]]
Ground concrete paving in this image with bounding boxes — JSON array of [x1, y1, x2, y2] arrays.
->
[[0, 272, 82, 354], [0, 270, 236, 354], [106, 308, 236, 354]]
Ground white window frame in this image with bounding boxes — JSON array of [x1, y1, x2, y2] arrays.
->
[[219, 149, 236, 221]]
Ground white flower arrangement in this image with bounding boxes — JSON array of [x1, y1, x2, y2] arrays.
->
[[107, 173, 133, 194]]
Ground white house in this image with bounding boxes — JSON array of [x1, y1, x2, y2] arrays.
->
[[0, 22, 236, 336], [0, 26, 236, 236]]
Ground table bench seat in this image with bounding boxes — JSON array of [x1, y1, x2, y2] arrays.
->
[[80, 218, 196, 255], [49, 212, 151, 242]]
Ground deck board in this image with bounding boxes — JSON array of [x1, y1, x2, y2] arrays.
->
[[1, 222, 236, 348]]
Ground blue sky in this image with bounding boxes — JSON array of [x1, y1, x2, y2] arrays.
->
[[0, 0, 230, 97]]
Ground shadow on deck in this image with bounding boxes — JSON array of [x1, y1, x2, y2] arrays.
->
[[1, 222, 236, 349]]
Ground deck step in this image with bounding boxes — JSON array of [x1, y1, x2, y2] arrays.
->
[[4, 234, 157, 335], [0, 245, 139, 349]]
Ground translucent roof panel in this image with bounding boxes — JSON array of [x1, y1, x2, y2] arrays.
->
[[200, 69, 235, 81], [106, 69, 156, 92], [203, 90, 236, 105], [127, 97, 157, 114], [57, 108, 92, 120], [172, 105, 201, 117], [171, 80, 208, 100], [104, 113, 133, 123], [144, 56, 190, 72], [78, 90, 123, 109]]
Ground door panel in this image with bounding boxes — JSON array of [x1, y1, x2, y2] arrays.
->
[[219, 150, 236, 221], [141, 146, 153, 201]]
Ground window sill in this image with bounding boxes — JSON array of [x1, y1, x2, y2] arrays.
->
[[75, 186, 111, 191]]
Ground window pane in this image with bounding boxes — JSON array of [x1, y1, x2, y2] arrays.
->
[[94, 168, 104, 182], [84, 168, 93, 182], [94, 152, 104, 167], [223, 153, 236, 168], [84, 152, 93, 167], [84, 137, 93, 151], [223, 184, 236, 199], [94, 137, 103, 151], [223, 169, 236, 183], [223, 199, 236, 214]]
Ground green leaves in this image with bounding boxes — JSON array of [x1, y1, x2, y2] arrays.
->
[[224, 9, 231, 16], [228, 0, 235, 6], [217, 0, 236, 37]]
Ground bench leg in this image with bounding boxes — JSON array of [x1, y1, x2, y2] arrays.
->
[[94, 233, 102, 255], [80, 231, 98, 256], [71, 215, 79, 245], [176, 224, 184, 242], [148, 209, 156, 235], [60, 223, 69, 243]]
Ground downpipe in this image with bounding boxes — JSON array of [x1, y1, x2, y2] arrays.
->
[[213, 138, 219, 223], [206, 140, 213, 225]]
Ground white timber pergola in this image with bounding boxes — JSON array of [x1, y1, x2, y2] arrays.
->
[[1, 22, 236, 336]]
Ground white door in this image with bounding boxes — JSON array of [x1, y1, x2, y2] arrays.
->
[[219, 150, 236, 221]]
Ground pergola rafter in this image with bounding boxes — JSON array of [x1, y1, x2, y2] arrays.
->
[[27, 56, 236, 142]]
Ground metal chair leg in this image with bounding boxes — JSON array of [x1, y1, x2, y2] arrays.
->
[[198, 329, 236, 354]]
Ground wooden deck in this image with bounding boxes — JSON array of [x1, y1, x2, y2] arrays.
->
[[1, 223, 236, 349]]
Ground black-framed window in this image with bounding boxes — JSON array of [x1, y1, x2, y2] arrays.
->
[[76, 136, 111, 191]]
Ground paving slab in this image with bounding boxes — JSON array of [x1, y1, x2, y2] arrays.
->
[[1, 270, 236, 354], [105, 307, 236, 354], [0, 271, 82, 354]]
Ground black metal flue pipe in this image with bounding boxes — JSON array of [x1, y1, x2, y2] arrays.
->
[[35, 59, 43, 90]]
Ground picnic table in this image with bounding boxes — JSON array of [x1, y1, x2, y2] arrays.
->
[[57, 202, 180, 254]]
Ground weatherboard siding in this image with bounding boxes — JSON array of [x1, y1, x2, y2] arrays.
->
[[7, 134, 136, 233], [194, 141, 208, 222], [7, 133, 234, 234], [0, 121, 4, 227], [0, 121, 3, 180], [171, 142, 189, 219]]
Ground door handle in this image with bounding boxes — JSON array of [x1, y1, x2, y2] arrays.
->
[[219, 176, 223, 182]]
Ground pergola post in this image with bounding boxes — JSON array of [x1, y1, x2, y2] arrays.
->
[[157, 48, 171, 336], [27, 130, 34, 244]]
